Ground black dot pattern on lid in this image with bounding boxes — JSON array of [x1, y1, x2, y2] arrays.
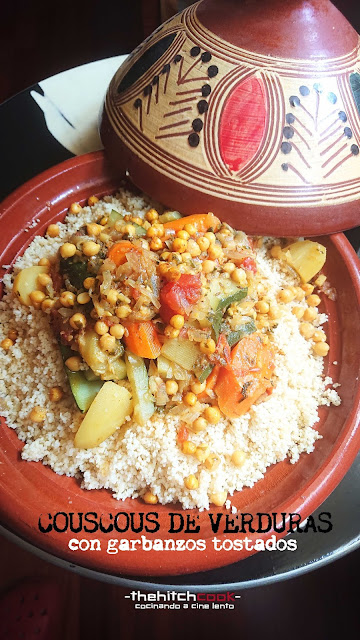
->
[[313, 82, 323, 93], [344, 127, 353, 138], [299, 85, 310, 96], [174, 54, 182, 63], [201, 51, 212, 63], [201, 84, 211, 97], [188, 133, 200, 147], [351, 144, 359, 155], [134, 96, 142, 108], [281, 163, 289, 171], [338, 111, 347, 122], [192, 118, 203, 132], [143, 85, 152, 96], [283, 126, 294, 139], [286, 113, 295, 124], [207, 65, 218, 78], [289, 96, 300, 107], [327, 92, 337, 104], [162, 63, 171, 74], [281, 142, 292, 154], [197, 100, 209, 114], [152, 75, 159, 85], [190, 46, 200, 57]]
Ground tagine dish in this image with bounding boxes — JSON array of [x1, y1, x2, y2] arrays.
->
[[0, 189, 341, 510]]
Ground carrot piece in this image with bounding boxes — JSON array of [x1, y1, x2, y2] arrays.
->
[[123, 321, 161, 359], [215, 335, 275, 418], [107, 241, 138, 267], [163, 213, 221, 235]]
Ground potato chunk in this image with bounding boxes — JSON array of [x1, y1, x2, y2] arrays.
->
[[161, 338, 200, 371], [284, 240, 326, 283], [78, 328, 126, 381], [74, 381, 132, 449], [13, 266, 49, 305]]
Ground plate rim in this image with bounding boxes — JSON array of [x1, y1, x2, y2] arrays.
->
[[0, 150, 360, 578]]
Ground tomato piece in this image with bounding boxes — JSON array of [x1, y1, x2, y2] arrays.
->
[[160, 274, 202, 322], [215, 333, 231, 364], [215, 335, 275, 418], [130, 287, 141, 301], [177, 424, 189, 443], [240, 256, 257, 273]]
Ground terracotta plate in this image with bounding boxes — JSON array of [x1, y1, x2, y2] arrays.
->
[[0, 151, 359, 577]]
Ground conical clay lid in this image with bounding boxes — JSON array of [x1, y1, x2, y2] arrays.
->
[[101, 0, 360, 236]]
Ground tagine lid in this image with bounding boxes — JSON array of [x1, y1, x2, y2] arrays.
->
[[100, 0, 360, 236]]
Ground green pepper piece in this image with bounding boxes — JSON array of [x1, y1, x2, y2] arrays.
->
[[59, 256, 89, 290], [197, 364, 214, 383], [227, 320, 257, 347], [60, 345, 103, 412], [211, 288, 248, 340], [133, 222, 147, 237], [108, 209, 124, 227], [159, 211, 182, 224]]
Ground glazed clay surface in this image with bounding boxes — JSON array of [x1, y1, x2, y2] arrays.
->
[[101, 0, 360, 234]]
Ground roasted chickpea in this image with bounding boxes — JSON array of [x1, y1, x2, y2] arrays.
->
[[95, 320, 109, 335], [202, 260, 216, 274], [143, 491, 158, 504], [184, 392, 197, 407], [307, 294, 321, 307], [204, 406, 221, 424], [83, 241, 100, 257], [99, 334, 116, 352], [184, 474, 199, 490], [109, 324, 125, 340], [165, 380, 178, 396], [65, 356, 82, 372], [69, 202, 82, 215], [69, 313, 87, 330], [59, 291, 76, 307], [60, 243, 76, 259], [29, 406, 46, 422], [170, 314, 184, 330], [77, 292, 91, 305], [313, 342, 330, 356], [47, 224, 60, 238], [49, 387, 63, 402]]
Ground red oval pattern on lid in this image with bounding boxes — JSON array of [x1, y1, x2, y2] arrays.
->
[[219, 76, 267, 173]]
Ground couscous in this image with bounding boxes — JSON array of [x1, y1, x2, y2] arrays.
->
[[0, 189, 340, 509]]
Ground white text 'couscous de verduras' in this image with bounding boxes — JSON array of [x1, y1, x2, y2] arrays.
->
[[0, 190, 341, 510]]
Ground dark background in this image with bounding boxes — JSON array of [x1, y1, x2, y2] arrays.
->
[[1, 0, 359, 104], [0, 1, 359, 637]]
